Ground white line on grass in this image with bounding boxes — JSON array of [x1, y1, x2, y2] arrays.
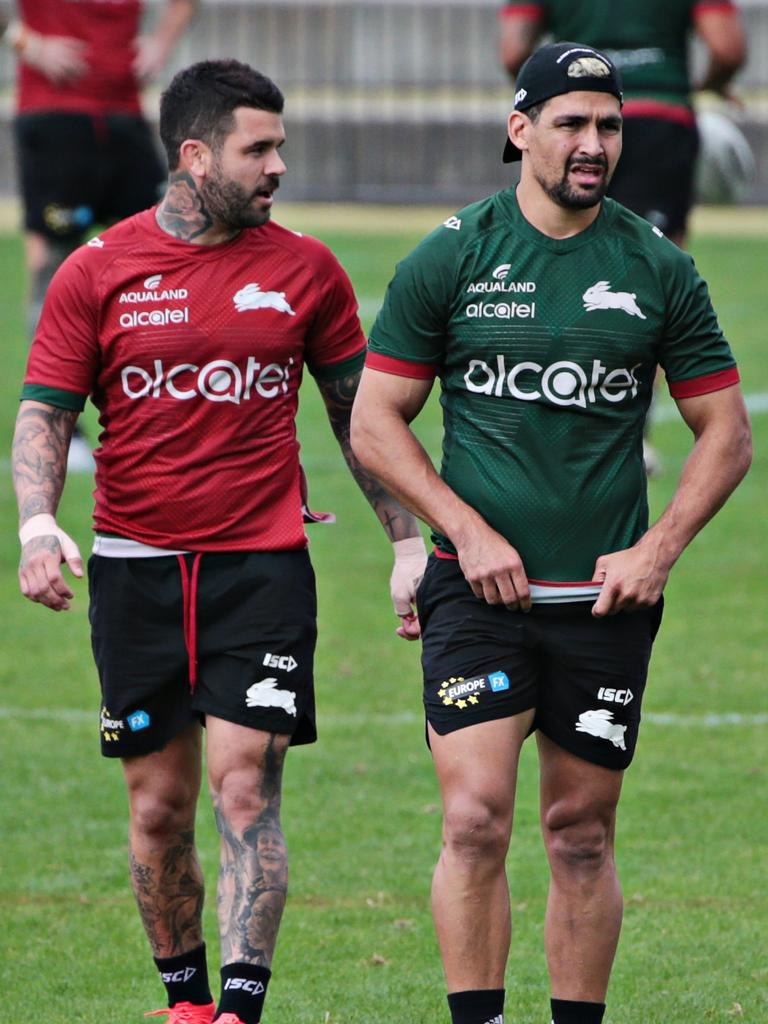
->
[[0, 707, 765, 727]]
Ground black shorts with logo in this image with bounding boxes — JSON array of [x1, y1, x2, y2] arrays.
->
[[14, 111, 165, 241], [89, 549, 317, 758], [607, 116, 699, 239], [417, 556, 663, 770]]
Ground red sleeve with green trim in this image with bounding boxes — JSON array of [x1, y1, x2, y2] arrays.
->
[[22, 249, 99, 409]]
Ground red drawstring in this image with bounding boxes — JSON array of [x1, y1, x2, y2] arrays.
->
[[177, 553, 203, 691]]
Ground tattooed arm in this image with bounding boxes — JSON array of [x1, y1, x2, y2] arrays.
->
[[12, 400, 84, 610], [316, 369, 427, 638]]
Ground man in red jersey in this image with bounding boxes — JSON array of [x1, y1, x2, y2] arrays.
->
[[1, 0, 196, 468], [12, 60, 427, 1024]]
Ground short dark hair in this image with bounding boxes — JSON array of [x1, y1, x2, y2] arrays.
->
[[159, 59, 285, 170], [524, 100, 546, 124]]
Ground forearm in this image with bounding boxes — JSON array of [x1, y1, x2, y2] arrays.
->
[[697, 56, 743, 94], [351, 405, 487, 550], [694, 12, 746, 93], [152, 0, 196, 51], [319, 370, 421, 542], [12, 402, 76, 524], [498, 14, 540, 79], [637, 413, 751, 571]]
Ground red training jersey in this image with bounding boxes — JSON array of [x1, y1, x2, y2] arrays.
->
[[17, 0, 143, 115], [23, 209, 367, 551]]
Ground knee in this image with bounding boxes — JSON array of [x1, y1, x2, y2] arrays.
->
[[210, 767, 273, 836], [129, 782, 197, 843], [442, 799, 511, 869], [543, 803, 615, 875]]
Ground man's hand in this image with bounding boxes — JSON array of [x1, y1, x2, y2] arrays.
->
[[19, 30, 88, 84], [455, 523, 531, 612], [591, 541, 668, 618], [19, 514, 84, 611], [390, 536, 428, 640]]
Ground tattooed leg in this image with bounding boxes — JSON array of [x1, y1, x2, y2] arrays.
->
[[207, 719, 290, 966], [123, 723, 205, 957]]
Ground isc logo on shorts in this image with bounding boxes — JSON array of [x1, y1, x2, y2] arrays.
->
[[597, 686, 633, 705], [263, 652, 298, 672]]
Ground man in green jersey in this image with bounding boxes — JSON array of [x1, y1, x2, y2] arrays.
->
[[498, 0, 746, 246], [350, 43, 751, 1024]]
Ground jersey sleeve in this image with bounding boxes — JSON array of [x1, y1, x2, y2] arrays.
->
[[692, 1, 738, 17], [22, 252, 100, 410], [499, 2, 546, 21], [658, 251, 739, 399], [302, 242, 366, 381], [366, 229, 458, 379]]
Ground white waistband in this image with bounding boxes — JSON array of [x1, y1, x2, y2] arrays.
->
[[529, 583, 601, 604], [92, 535, 189, 558]]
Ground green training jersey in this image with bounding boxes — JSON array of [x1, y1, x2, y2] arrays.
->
[[367, 191, 738, 599], [501, 0, 738, 107]]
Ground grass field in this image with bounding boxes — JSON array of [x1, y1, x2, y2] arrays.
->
[[0, 206, 765, 1024]]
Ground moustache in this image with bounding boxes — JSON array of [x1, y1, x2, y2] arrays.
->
[[567, 156, 607, 171]]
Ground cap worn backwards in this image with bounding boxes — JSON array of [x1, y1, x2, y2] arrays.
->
[[503, 41, 624, 163]]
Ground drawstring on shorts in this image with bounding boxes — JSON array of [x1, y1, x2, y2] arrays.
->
[[177, 553, 203, 691]]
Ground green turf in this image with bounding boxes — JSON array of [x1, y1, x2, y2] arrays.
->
[[0, 218, 766, 1024]]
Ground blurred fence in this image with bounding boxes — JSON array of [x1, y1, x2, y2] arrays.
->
[[1, 0, 767, 204]]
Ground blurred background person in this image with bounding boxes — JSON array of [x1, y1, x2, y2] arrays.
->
[[0, 0, 196, 470]]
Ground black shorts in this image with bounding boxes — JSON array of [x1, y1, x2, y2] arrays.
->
[[608, 116, 699, 238], [89, 550, 318, 758], [417, 556, 663, 770], [14, 111, 165, 241]]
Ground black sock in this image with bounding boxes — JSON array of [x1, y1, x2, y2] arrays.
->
[[153, 943, 213, 1007], [215, 963, 272, 1024], [447, 988, 505, 1024], [550, 998, 606, 1024]]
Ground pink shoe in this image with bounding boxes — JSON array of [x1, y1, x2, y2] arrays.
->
[[214, 1015, 252, 1024], [144, 1001, 216, 1024]]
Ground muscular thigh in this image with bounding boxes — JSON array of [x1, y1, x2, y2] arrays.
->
[[418, 556, 539, 737], [532, 600, 664, 770]]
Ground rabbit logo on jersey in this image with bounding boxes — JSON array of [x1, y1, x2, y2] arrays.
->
[[234, 282, 295, 316], [464, 355, 641, 408], [582, 281, 646, 319]]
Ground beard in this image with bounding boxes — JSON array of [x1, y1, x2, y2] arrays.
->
[[200, 165, 279, 229], [538, 155, 611, 210]]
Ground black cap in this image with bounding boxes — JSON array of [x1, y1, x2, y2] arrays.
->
[[503, 41, 623, 163]]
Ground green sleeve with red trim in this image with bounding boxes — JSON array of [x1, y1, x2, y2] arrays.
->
[[368, 223, 462, 371], [658, 247, 738, 394]]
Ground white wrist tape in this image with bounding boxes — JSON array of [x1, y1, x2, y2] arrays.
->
[[390, 536, 428, 616], [19, 513, 82, 563], [19, 513, 59, 545], [392, 536, 428, 560]]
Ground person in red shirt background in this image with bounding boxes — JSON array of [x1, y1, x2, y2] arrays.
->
[[1, 0, 196, 469]]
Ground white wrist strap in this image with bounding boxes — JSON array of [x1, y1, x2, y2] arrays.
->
[[19, 513, 60, 545], [392, 536, 427, 559]]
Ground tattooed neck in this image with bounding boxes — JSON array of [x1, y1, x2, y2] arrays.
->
[[156, 171, 236, 244]]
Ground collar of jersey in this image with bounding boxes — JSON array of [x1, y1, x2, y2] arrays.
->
[[499, 188, 616, 254], [146, 206, 263, 257]]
